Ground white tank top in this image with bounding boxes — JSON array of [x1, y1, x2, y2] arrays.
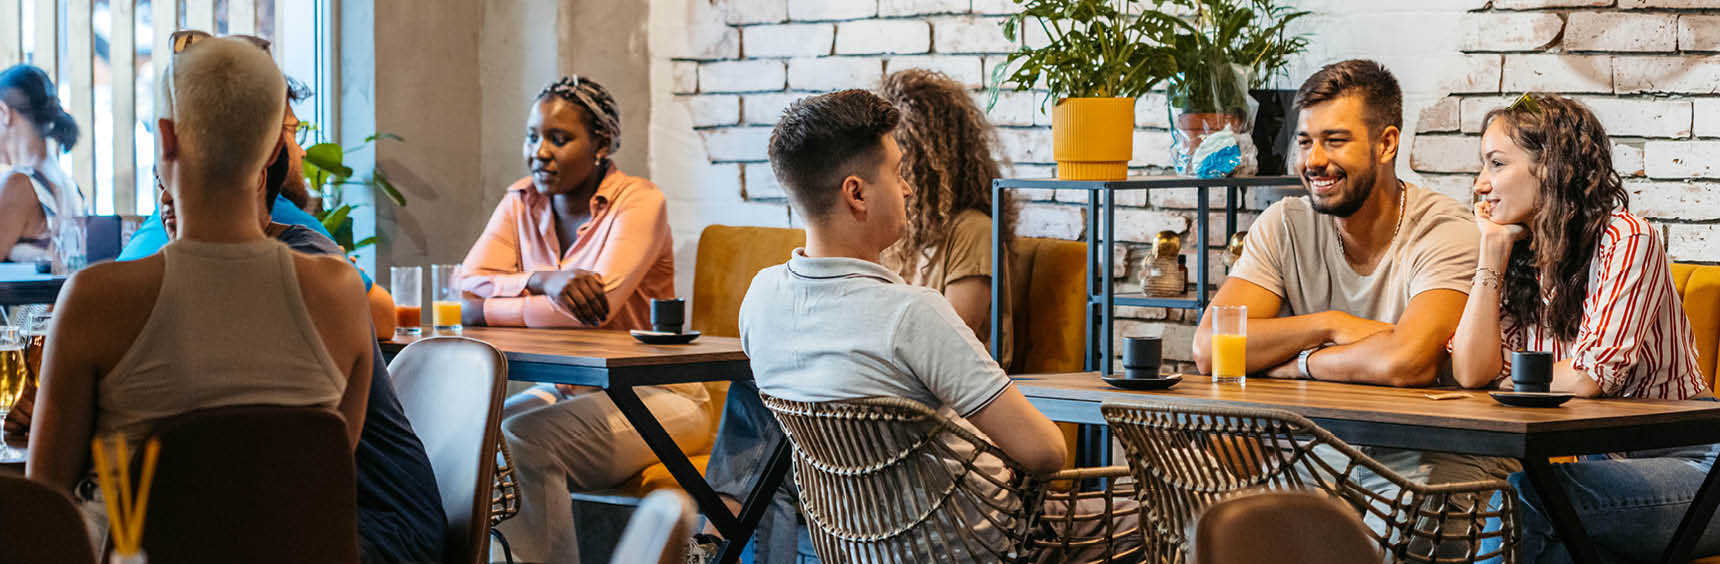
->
[[96, 237, 346, 445]]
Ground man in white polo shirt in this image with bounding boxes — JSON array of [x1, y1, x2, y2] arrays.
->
[[735, 89, 1123, 559]]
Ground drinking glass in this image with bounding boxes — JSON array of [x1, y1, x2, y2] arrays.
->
[[1210, 305, 1247, 384], [21, 309, 50, 388], [431, 264, 463, 333], [391, 266, 423, 336], [0, 326, 24, 456]]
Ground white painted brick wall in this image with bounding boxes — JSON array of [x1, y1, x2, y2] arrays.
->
[[788, 0, 876, 21], [1017, 203, 1085, 240], [1460, 12, 1564, 52], [700, 126, 776, 161], [1492, 0, 1610, 7], [1615, 142, 1646, 177], [978, 90, 1037, 126], [682, 27, 741, 60], [997, 127, 1055, 164], [681, 95, 741, 127], [835, 19, 931, 55], [1695, 99, 1720, 137], [671, 61, 699, 94], [699, 60, 788, 93], [884, 55, 986, 88], [1668, 224, 1720, 263], [1459, 95, 1514, 134], [787, 57, 884, 91], [1574, 97, 1693, 138], [880, 0, 966, 17], [1418, 97, 1459, 134], [726, 0, 787, 25], [1627, 180, 1720, 220], [932, 16, 1013, 54], [1116, 209, 1192, 244], [1564, 12, 1676, 52], [745, 24, 834, 58], [743, 93, 803, 125], [1645, 140, 1720, 178], [1680, 15, 1720, 52], [1623, 0, 1720, 8], [1500, 54, 1613, 93], [1410, 135, 1483, 174], [743, 162, 786, 199], [1615, 56, 1720, 94], [1441, 55, 1504, 94]]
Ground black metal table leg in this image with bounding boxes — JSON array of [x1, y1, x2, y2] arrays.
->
[[1662, 453, 1720, 562], [606, 386, 754, 563], [1521, 458, 1600, 564], [715, 438, 793, 563]]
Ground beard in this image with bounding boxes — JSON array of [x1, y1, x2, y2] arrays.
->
[[1306, 164, 1376, 218]]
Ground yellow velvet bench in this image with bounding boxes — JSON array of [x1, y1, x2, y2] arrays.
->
[[1670, 263, 1720, 563]]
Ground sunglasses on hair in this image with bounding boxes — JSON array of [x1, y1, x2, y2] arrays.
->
[[169, 29, 271, 55], [1508, 92, 1540, 114]]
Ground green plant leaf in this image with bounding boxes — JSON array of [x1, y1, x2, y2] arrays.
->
[[320, 204, 353, 236], [303, 143, 355, 181], [373, 168, 406, 207], [362, 132, 404, 144], [352, 236, 377, 249]]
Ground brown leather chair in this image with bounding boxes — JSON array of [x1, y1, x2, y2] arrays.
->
[[134, 406, 360, 564], [389, 336, 510, 564], [0, 473, 97, 564], [607, 490, 698, 564], [1189, 490, 1380, 564]]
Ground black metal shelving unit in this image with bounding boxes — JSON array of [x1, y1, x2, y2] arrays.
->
[[989, 175, 1301, 376]]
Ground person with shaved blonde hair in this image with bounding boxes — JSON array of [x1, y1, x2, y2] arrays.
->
[[26, 37, 375, 547]]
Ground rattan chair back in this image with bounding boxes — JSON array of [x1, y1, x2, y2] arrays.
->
[[1101, 401, 1517, 564], [763, 393, 1144, 563]]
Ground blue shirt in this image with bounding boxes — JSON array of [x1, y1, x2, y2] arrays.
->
[[117, 194, 373, 290]]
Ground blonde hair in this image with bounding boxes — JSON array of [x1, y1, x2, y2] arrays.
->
[[156, 37, 285, 191]]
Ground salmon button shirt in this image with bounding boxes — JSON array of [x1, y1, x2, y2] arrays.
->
[[457, 166, 674, 329]]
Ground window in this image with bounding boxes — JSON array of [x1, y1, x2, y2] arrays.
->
[[4, 0, 333, 217]]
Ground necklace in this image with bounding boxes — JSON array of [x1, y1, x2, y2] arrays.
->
[[1336, 180, 1406, 262]]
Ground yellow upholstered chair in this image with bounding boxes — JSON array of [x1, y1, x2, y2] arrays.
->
[[1008, 237, 1090, 470], [1672, 263, 1720, 390], [619, 225, 805, 495]]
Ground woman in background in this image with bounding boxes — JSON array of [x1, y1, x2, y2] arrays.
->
[[0, 64, 82, 263]]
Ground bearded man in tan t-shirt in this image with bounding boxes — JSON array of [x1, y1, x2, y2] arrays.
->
[[1192, 61, 1512, 557]]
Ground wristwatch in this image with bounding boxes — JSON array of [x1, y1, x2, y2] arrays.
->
[[1298, 346, 1323, 380]]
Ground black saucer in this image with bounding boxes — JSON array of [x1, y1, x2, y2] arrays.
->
[[630, 329, 701, 345], [1100, 374, 1182, 390], [1490, 391, 1575, 408]]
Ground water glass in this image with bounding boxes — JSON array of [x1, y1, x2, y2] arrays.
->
[[1210, 305, 1247, 384], [391, 266, 423, 336], [431, 264, 463, 333]]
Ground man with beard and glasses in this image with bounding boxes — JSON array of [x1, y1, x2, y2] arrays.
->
[[1191, 60, 1508, 553]]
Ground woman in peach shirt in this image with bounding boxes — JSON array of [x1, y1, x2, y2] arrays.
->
[[462, 76, 709, 564]]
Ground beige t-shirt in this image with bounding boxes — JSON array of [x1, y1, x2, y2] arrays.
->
[[1229, 182, 1479, 324], [884, 209, 1015, 371]]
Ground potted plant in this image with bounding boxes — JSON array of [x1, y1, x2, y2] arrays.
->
[[1146, 0, 1310, 177], [298, 126, 407, 254], [989, 0, 1178, 181]]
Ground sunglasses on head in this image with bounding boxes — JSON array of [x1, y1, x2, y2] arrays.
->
[[1508, 92, 1540, 114], [169, 29, 271, 55]]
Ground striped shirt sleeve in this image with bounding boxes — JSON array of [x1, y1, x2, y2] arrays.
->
[[1569, 218, 1661, 396]]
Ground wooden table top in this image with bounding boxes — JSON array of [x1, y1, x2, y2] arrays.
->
[[380, 327, 747, 368], [1014, 372, 1720, 435]]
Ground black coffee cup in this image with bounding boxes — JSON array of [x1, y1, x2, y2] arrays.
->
[[1122, 336, 1163, 379], [1511, 350, 1554, 393], [651, 298, 685, 333]]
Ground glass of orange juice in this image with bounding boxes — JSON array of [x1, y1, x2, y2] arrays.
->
[[431, 264, 463, 334], [1211, 305, 1246, 384], [391, 266, 423, 336]]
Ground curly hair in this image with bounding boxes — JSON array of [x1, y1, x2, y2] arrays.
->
[[877, 69, 1014, 279], [1484, 94, 1629, 342]]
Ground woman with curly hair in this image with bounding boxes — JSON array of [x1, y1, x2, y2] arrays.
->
[[878, 68, 1016, 368], [1454, 93, 1720, 562]]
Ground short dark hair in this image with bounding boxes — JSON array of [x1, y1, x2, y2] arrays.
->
[[1294, 59, 1402, 132], [767, 90, 900, 219]]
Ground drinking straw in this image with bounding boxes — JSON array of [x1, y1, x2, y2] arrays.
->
[[115, 439, 135, 547], [90, 438, 132, 553], [126, 439, 161, 552]]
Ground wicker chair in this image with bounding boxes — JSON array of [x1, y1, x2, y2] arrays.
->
[[1100, 401, 1518, 564], [761, 393, 1143, 563]]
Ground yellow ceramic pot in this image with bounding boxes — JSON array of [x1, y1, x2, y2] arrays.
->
[[1052, 97, 1135, 180]]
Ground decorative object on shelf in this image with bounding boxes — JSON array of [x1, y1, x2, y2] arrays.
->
[[1142, 230, 1186, 297], [987, 0, 1179, 180], [299, 124, 408, 255], [1250, 89, 1299, 175], [1149, 0, 1311, 178], [1226, 231, 1248, 269]]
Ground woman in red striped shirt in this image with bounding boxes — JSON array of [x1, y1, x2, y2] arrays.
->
[[1454, 93, 1720, 562]]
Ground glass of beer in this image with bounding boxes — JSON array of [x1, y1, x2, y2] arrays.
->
[[0, 326, 25, 422], [1211, 305, 1247, 384], [21, 309, 50, 387], [431, 264, 463, 334], [391, 266, 423, 336]]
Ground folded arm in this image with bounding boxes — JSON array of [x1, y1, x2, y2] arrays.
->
[[1302, 289, 1468, 387]]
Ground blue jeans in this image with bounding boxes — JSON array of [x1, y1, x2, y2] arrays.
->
[[1482, 444, 1720, 563], [704, 380, 802, 563]]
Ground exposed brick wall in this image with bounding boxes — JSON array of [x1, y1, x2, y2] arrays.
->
[[1412, 1, 1720, 262]]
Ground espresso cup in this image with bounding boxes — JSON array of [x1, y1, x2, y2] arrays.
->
[[650, 298, 685, 333], [1510, 350, 1554, 393], [1122, 336, 1163, 379]]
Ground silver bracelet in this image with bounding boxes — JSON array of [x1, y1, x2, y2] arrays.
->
[[1475, 266, 1504, 291]]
